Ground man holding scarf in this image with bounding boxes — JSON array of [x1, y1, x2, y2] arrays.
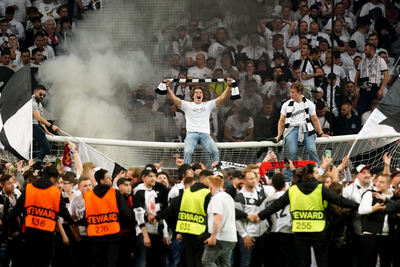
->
[[274, 82, 329, 182], [354, 43, 389, 116]]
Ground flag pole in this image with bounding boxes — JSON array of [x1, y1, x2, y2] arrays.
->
[[59, 130, 114, 162], [346, 138, 358, 157], [30, 99, 33, 160]]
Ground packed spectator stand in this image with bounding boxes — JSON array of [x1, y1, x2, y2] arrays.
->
[[0, 0, 400, 266]]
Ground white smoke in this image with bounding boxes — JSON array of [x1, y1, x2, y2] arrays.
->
[[38, 0, 188, 140]]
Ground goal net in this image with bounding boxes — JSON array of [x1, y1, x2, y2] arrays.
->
[[0, 134, 398, 174]]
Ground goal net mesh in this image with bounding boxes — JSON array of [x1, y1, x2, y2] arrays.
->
[[0, 135, 398, 175]]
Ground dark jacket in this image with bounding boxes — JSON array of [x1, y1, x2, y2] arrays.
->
[[258, 181, 359, 235], [88, 184, 134, 242], [155, 182, 211, 240], [320, 81, 346, 110], [5, 179, 74, 239], [334, 114, 362, 136], [361, 190, 395, 235], [254, 112, 279, 141]]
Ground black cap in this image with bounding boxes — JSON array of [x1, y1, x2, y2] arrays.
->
[[5, 6, 15, 14], [358, 16, 371, 26], [370, 166, 384, 176], [117, 177, 132, 186], [231, 170, 243, 179], [273, 53, 285, 60], [142, 164, 157, 177], [192, 36, 201, 42], [238, 108, 251, 117], [319, 38, 328, 44], [327, 73, 337, 80], [391, 168, 400, 178], [177, 25, 187, 32], [60, 16, 72, 24], [31, 16, 41, 22], [141, 168, 156, 178], [178, 164, 194, 179]]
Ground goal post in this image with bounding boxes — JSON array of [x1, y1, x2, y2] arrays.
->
[[0, 133, 398, 173]]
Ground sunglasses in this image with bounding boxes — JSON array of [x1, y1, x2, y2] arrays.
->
[[39, 93, 46, 97]]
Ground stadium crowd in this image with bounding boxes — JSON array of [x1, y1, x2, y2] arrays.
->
[[1, 138, 400, 267], [1, 0, 400, 266], [127, 0, 400, 142]]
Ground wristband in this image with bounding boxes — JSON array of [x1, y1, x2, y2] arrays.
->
[[50, 122, 53, 128], [318, 132, 323, 137], [70, 148, 78, 154], [228, 84, 233, 88]]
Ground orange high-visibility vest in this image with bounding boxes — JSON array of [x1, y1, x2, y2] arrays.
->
[[24, 183, 60, 232], [85, 188, 120, 237]]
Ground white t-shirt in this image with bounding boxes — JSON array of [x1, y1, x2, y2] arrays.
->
[[68, 194, 87, 236], [207, 191, 237, 242], [225, 114, 254, 139], [268, 81, 291, 106], [350, 31, 367, 53], [359, 2, 386, 17], [332, 33, 350, 47], [281, 98, 316, 125], [168, 182, 184, 202], [180, 100, 216, 134], [300, 58, 315, 87], [187, 66, 213, 79], [341, 52, 362, 71], [322, 65, 346, 86]]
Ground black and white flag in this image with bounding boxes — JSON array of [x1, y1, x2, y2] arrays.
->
[[78, 141, 125, 178], [0, 65, 32, 159], [357, 77, 400, 139]]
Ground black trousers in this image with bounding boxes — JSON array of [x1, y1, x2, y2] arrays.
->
[[90, 241, 119, 267], [182, 233, 207, 267], [117, 232, 134, 267], [364, 234, 393, 267], [5, 236, 24, 267], [72, 236, 91, 267], [278, 233, 297, 267], [295, 232, 328, 267], [25, 230, 55, 267]]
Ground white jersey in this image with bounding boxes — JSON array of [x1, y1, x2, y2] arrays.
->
[[266, 191, 292, 233]]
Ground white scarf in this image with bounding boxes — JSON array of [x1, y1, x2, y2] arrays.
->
[[359, 54, 381, 84]]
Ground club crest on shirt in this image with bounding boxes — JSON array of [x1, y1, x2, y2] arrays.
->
[[147, 195, 157, 216]]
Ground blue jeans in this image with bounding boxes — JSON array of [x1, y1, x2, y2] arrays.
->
[[238, 233, 265, 267], [167, 237, 185, 267], [184, 132, 219, 165], [33, 124, 50, 169], [285, 128, 319, 182]]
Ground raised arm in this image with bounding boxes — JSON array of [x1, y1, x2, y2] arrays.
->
[[67, 140, 83, 176], [259, 18, 274, 32], [165, 79, 182, 108], [284, 19, 296, 36], [215, 78, 233, 107]]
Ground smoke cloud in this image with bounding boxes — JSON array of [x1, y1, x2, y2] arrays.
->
[[39, 0, 189, 140]]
